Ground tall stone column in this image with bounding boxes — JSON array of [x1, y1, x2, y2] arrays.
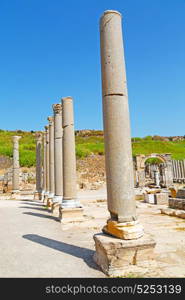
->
[[42, 131, 47, 200], [60, 97, 83, 223], [44, 125, 50, 203], [34, 132, 43, 200], [100, 10, 142, 237], [52, 104, 63, 214], [47, 116, 55, 206], [93, 10, 156, 277], [12, 136, 21, 198]]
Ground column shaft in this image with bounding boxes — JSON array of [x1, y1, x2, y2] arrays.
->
[[100, 11, 136, 223], [48, 117, 55, 199], [42, 132, 47, 193], [12, 136, 21, 192], [35, 132, 43, 199], [62, 97, 80, 208], [53, 104, 63, 203], [45, 125, 50, 195]]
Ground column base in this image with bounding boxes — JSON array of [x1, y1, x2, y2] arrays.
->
[[41, 190, 46, 202], [53, 195, 63, 204], [59, 207, 84, 225], [103, 219, 144, 240], [43, 192, 49, 204], [52, 202, 60, 217], [61, 198, 81, 208], [34, 191, 42, 200], [47, 198, 53, 210], [93, 233, 156, 277]]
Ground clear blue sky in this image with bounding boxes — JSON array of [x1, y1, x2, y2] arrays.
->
[[0, 0, 184, 137]]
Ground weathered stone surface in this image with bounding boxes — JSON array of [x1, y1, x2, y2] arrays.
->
[[12, 136, 21, 194], [59, 207, 84, 224], [62, 97, 81, 209], [176, 189, 185, 199], [103, 219, 144, 240], [53, 103, 63, 203], [100, 10, 137, 224], [52, 202, 60, 217], [169, 198, 185, 210], [34, 132, 43, 200], [144, 192, 168, 205], [93, 233, 156, 277], [161, 207, 185, 219], [47, 116, 55, 201]]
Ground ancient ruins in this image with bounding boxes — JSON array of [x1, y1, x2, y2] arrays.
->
[[0, 9, 185, 279]]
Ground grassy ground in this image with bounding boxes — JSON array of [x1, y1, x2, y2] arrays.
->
[[0, 129, 185, 167]]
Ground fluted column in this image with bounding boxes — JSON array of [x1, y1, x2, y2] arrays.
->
[[34, 132, 43, 200], [53, 103, 63, 204], [12, 136, 21, 196], [99, 10, 143, 239], [47, 116, 55, 202]]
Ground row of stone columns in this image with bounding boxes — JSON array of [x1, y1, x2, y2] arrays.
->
[[34, 97, 82, 222], [33, 10, 156, 276]]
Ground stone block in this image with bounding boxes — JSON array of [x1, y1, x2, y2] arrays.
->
[[144, 193, 155, 204], [93, 233, 156, 277], [169, 198, 185, 210], [144, 192, 168, 205], [155, 192, 168, 205], [59, 207, 84, 225], [52, 202, 60, 217], [161, 207, 185, 219], [176, 189, 185, 199]]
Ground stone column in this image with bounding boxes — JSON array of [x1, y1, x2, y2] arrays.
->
[[93, 10, 156, 277], [60, 97, 83, 223], [154, 170, 160, 187], [100, 10, 143, 236], [47, 116, 55, 206], [34, 132, 43, 200], [42, 131, 47, 200], [44, 125, 50, 203], [52, 103, 63, 214], [12, 136, 21, 198]]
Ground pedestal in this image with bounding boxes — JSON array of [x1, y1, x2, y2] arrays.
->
[[52, 202, 60, 217], [93, 233, 156, 277], [59, 207, 84, 224], [34, 191, 42, 201]]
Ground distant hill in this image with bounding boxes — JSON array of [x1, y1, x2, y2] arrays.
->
[[0, 129, 185, 167]]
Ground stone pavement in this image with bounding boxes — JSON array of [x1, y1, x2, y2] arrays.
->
[[0, 197, 105, 278], [1, 189, 185, 277]]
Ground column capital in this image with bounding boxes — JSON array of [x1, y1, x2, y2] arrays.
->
[[35, 132, 43, 141], [47, 116, 54, 125], [12, 136, 21, 143], [62, 96, 73, 102], [53, 103, 62, 114]]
